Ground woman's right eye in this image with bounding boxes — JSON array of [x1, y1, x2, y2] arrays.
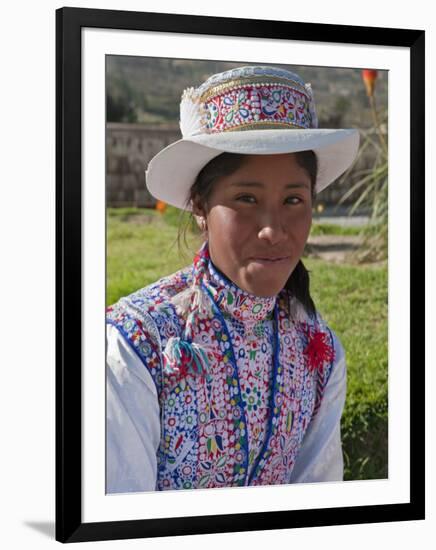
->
[[236, 195, 256, 203]]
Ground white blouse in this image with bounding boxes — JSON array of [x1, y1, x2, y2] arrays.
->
[[106, 322, 347, 494]]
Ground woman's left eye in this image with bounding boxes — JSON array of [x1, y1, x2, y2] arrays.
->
[[236, 195, 302, 204], [286, 196, 303, 204]]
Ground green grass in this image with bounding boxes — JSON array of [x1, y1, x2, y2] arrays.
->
[[310, 222, 363, 236], [106, 213, 200, 305], [107, 207, 388, 481], [304, 257, 388, 480]]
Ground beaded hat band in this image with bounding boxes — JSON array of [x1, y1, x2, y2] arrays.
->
[[180, 67, 318, 136]]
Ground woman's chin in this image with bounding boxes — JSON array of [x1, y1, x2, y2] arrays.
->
[[242, 271, 291, 297]]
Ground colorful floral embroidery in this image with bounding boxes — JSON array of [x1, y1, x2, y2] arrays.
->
[[204, 84, 314, 133]]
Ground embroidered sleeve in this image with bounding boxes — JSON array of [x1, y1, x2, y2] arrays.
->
[[288, 329, 347, 483], [106, 323, 161, 493]]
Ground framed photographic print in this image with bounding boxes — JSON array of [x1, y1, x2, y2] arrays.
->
[[56, 6, 425, 543]]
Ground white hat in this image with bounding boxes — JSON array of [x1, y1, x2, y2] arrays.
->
[[145, 65, 360, 211]]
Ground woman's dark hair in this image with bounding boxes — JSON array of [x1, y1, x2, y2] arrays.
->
[[176, 151, 318, 318]]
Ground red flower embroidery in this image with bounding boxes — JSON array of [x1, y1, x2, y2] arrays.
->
[[300, 322, 335, 374]]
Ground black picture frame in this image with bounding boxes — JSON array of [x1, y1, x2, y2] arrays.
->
[[56, 6, 425, 543]]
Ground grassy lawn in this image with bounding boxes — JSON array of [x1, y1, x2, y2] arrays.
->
[[107, 207, 388, 481], [304, 257, 388, 480]]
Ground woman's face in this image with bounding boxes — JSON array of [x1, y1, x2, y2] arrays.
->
[[196, 153, 313, 297]]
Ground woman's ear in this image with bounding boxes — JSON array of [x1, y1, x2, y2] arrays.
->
[[194, 215, 207, 233], [191, 196, 208, 233]]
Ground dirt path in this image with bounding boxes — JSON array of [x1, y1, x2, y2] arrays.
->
[[306, 234, 364, 264]]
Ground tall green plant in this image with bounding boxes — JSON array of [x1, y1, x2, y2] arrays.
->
[[337, 69, 388, 263]]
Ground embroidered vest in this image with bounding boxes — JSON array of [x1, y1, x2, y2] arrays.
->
[[107, 255, 335, 491]]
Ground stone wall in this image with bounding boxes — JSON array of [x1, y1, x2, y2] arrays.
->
[[106, 123, 380, 209], [106, 123, 181, 207]]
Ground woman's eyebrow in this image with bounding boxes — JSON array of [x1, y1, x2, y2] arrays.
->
[[230, 181, 310, 189]]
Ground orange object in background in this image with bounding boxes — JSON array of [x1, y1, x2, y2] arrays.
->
[[155, 200, 167, 213], [362, 69, 378, 98]]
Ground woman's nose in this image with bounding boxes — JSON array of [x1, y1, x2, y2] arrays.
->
[[257, 218, 288, 245]]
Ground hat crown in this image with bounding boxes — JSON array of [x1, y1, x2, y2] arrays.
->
[[179, 65, 318, 138]]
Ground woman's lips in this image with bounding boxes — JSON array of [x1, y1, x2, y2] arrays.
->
[[251, 257, 291, 265]]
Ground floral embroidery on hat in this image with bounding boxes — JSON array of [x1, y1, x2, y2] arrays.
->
[[204, 83, 314, 133]]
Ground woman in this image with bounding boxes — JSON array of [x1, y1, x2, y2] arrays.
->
[[106, 65, 360, 493]]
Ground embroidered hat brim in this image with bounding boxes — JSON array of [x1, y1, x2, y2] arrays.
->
[[145, 127, 360, 211]]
